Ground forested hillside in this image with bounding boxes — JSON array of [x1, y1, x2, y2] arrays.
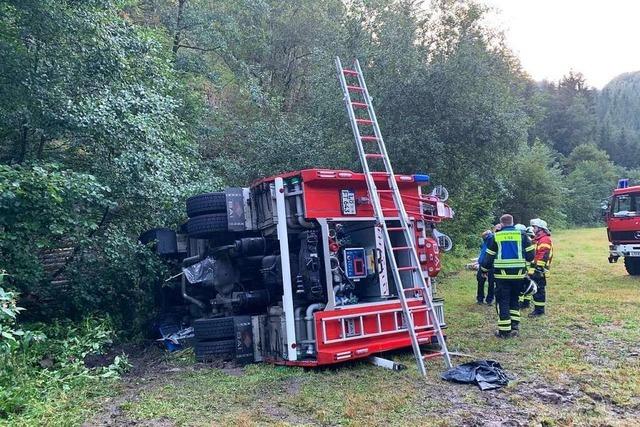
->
[[1, 0, 639, 325], [597, 71, 640, 166]]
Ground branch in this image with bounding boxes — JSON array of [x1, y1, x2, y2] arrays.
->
[[177, 43, 222, 53]]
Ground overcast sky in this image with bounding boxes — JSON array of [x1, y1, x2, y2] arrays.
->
[[482, 0, 640, 88]]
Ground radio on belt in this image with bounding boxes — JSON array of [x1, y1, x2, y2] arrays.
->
[[344, 247, 368, 279]]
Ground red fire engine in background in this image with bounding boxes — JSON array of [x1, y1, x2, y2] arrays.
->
[[605, 178, 640, 275]]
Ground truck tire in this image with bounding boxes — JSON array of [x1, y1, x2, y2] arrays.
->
[[186, 192, 226, 217], [195, 339, 235, 362], [193, 317, 235, 340], [624, 257, 640, 276], [186, 213, 228, 238]]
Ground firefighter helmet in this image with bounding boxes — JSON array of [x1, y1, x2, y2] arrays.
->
[[530, 218, 549, 231]]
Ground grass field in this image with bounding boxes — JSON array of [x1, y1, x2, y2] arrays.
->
[[84, 227, 640, 426]]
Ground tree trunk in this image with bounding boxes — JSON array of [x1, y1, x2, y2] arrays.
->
[[172, 0, 187, 57], [36, 134, 47, 160], [17, 124, 28, 164]]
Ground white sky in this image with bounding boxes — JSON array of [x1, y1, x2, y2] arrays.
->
[[482, 0, 640, 88]]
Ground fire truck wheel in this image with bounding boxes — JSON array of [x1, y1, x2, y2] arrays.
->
[[186, 213, 228, 237], [186, 192, 226, 217], [193, 317, 236, 340], [624, 257, 640, 276], [195, 339, 235, 362]]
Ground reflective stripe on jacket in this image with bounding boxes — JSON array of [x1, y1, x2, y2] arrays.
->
[[481, 226, 535, 280], [533, 231, 553, 270]]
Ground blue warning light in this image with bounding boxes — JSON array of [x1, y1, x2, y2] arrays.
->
[[413, 174, 430, 183]]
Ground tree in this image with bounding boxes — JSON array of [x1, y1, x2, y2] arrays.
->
[[0, 0, 221, 323], [564, 145, 619, 225], [528, 72, 597, 155], [499, 141, 566, 227]]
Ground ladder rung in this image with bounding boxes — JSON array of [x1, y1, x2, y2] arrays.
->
[[402, 287, 424, 293], [423, 351, 444, 360], [377, 189, 393, 193], [365, 153, 384, 159], [356, 118, 374, 125], [342, 69, 359, 75], [386, 227, 405, 232], [397, 266, 417, 271], [347, 85, 365, 92], [360, 135, 379, 141], [351, 102, 368, 109], [392, 246, 412, 251], [409, 306, 431, 313]]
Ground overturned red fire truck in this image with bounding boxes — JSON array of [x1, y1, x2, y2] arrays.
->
[[143, 169, 453, 366]]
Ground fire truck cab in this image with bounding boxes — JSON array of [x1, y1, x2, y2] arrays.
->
[[606, 179, 640, 275], [145, 168, 454, 365]]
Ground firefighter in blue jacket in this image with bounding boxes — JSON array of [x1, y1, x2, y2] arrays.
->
[[481, 214, 535, 338], [476, 229, 495, 305]]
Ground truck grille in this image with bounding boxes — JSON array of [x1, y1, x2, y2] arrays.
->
[[610, 231, 640, 242]]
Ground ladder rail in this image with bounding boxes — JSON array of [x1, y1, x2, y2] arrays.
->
[[336, 57, 452, 374], [353, 58, 452, 370], [336, 57, 428, 376]]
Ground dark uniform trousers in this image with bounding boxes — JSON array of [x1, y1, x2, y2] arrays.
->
[[495, 278, 521, 332], [476, 268, 495, 303], [532, 273, 547, 313]]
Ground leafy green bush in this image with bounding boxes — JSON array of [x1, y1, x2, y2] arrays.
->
[[0, 271, 25, 353], [0, 317, 128, 423], [67, 226, 169, 334], [0, 164, 112, 294]]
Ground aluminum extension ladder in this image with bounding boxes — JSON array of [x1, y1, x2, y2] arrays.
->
[[335, 57, 452, 376]]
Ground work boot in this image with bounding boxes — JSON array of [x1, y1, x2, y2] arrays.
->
[[494, 330, 511, 339], [485, 298, 494, 305], [477, 299, 484, 305], [528, 310, 544, 317], [511, 321, 520, 331]]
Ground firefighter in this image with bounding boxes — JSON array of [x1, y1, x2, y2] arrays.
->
[[528, 218, 553, 317], [476, 229, 495, 305], [514, 224, 532, 309], [481, 214, 535, 338]]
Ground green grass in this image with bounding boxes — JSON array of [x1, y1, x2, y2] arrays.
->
[[102, 228, 640, 426]]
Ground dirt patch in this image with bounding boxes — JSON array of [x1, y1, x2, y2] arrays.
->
[[285, 376, 305, 395], [84, 342, 183, 427], [85, 342, 255, 426]]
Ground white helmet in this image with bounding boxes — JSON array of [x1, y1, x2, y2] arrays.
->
[[514, 224, 526, 232], [530, 218, 549, 231]]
